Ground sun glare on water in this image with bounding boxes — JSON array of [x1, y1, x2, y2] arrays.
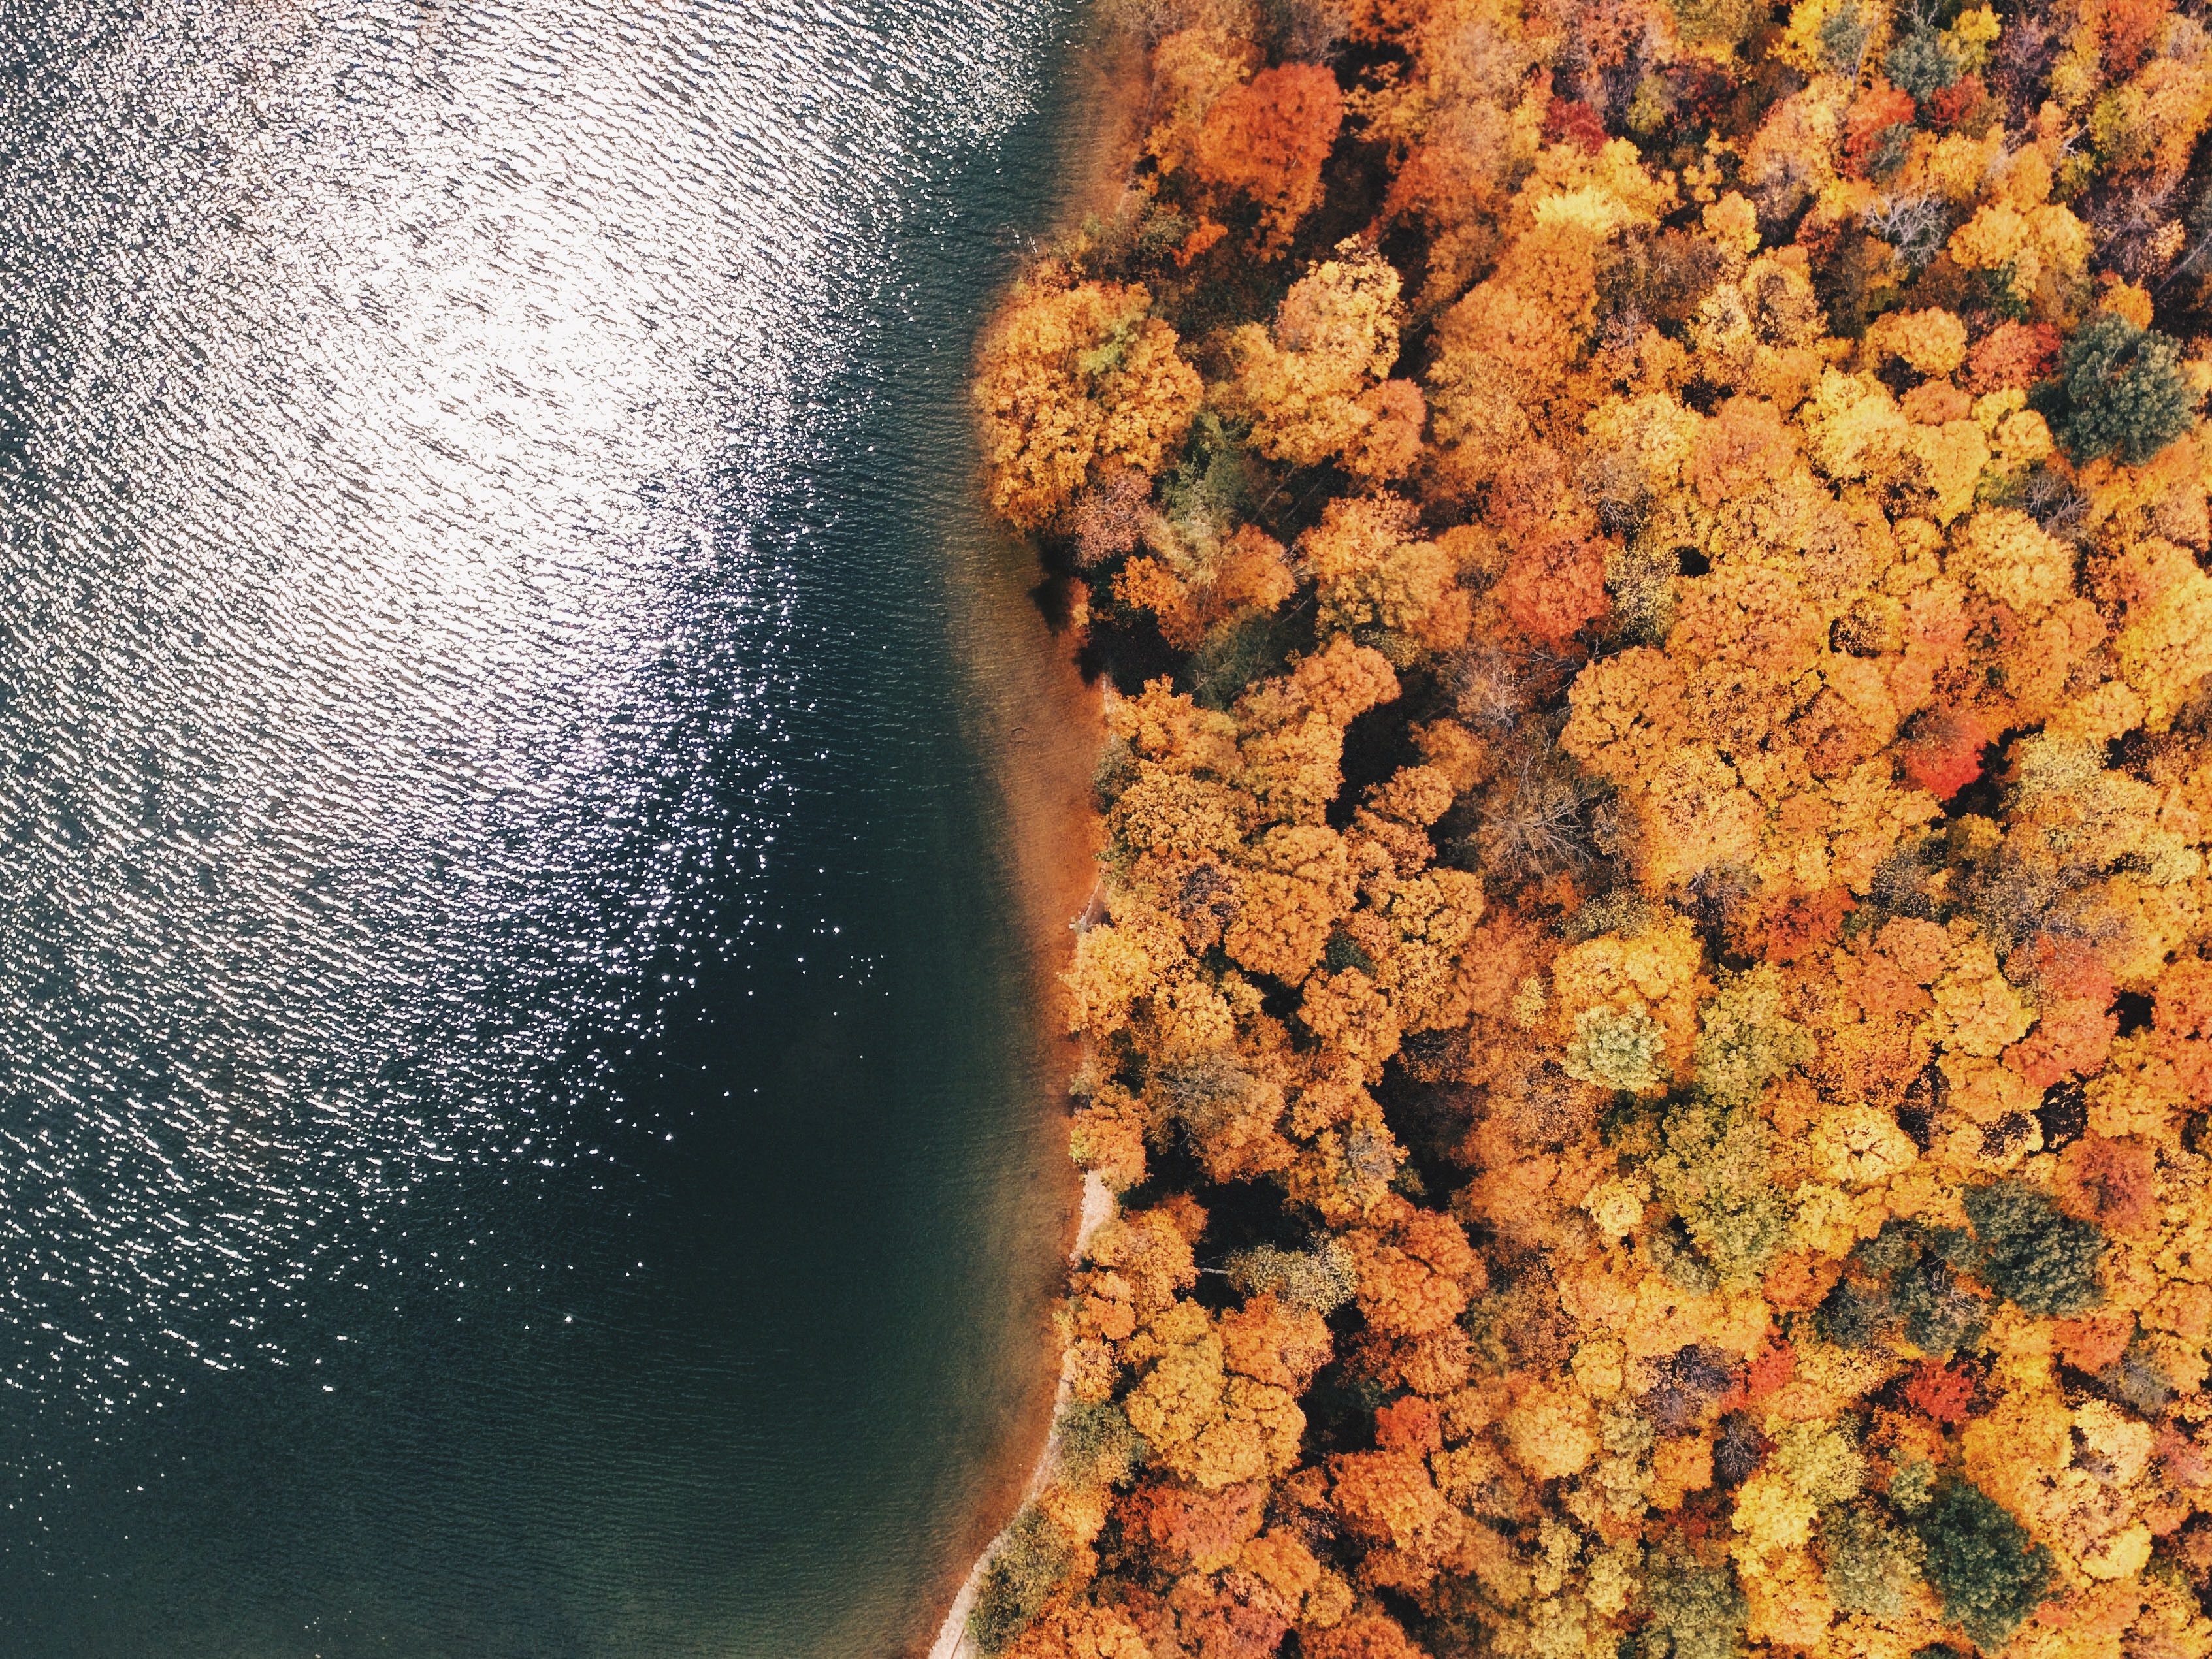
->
[[0, 0, 1034, 1430]]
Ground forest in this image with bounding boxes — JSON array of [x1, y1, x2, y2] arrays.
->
[[966, 0, 2212, 1652]]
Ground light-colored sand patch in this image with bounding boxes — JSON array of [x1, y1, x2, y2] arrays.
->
[[927, 1173, 1116, 1659]]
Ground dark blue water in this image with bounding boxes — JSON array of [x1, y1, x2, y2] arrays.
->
[[0, 1, 1086, 1651]]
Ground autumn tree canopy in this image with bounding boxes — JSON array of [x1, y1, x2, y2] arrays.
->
[[969, 0, 2212, 1653]]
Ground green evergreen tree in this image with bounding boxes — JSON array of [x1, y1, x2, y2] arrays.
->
[[1963, 1179, 2104, 1317], [1883, 27, 1960, 97], [2035, 311, 2197, 466], [1912, 1479, 2054, 1652]]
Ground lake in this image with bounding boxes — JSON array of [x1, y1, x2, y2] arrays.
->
[[0, 0, 1091, 1651]]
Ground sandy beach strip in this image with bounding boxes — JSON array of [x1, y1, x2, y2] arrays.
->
[[928, 1172, 1116, 1659]]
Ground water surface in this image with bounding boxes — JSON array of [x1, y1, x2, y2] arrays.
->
[[0, 0, 1084, 1651]]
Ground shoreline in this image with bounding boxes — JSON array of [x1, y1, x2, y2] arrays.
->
[[904, 20, 1152, 1659], [924, 1172, 1116, 1659], [904, 572, 1103, 1659]]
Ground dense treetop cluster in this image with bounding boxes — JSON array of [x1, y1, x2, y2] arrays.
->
[[966, 0, 2212, 1652]]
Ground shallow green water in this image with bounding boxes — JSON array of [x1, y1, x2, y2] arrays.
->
[[0, 1, 1084, 1651]]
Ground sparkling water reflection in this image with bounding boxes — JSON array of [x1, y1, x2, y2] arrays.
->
[[0, 0, 1077, 1650]]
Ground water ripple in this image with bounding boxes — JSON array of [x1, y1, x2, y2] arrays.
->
[[0, 0, 1043, 1447]]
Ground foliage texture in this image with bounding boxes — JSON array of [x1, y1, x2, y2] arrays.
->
[[971, 0, 2212, 1654]]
